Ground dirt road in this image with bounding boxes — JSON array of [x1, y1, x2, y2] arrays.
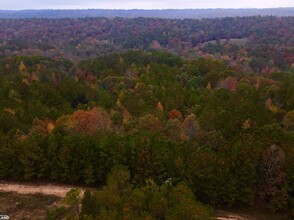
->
[[0, 181, 78, 197], [214, 210, 254, 220]]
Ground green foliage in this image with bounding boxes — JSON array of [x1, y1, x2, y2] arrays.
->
[[47, 206, 68, 220], [283, 110, 294, 131], [64, 188, 82, 218], [0, 51, 293, 213], [65, 188, 81, 206], [80, 166, 212, 220], [188, 134, 262, 207]]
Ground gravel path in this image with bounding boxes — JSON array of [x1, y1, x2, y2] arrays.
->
[[214, 210, 256, 220], [0, 181, 79, 197]]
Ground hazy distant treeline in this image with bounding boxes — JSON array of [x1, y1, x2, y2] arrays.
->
[[0, 8, 294, 19]]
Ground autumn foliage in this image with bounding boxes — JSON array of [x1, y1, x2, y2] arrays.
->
[[157, 101, 164, 112], [65, 107, 112, 135], [1, 45, 294, 216], [168, 109, 183, 120]]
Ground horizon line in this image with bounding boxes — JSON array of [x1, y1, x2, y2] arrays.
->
[[1, 7, 294, 11]]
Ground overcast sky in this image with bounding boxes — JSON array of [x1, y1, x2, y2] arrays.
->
[[0, 0, 293, 10]]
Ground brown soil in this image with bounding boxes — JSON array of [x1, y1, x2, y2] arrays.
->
[[0, 191, 61, 220], [214, 209, 291, 220], [0, 181, 76, 197], [214, 210, 255, 220]]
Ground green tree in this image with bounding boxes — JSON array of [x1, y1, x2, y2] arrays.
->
[[64, 188, 82, 218], [283, 110, 294, 131]]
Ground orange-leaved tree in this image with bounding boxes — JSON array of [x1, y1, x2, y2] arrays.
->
[[64, 107, 112, 135]]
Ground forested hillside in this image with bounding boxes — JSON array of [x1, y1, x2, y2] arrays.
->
[[0, 16, 294, 72], [0, 16, 294, 219]]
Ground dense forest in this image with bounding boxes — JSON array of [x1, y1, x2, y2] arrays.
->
[[0, 15, 294, 219], [0, 16, 294, 73]]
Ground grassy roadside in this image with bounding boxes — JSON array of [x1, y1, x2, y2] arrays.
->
[[0, 191, 62, 219]]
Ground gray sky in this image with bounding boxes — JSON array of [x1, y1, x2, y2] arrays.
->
[[0, 0, 293, 10]]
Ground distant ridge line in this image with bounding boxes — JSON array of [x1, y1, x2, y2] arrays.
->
[[0, 8, 294, 19]]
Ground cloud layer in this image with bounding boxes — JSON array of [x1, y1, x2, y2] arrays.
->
[[1, 0, 293, 10]]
